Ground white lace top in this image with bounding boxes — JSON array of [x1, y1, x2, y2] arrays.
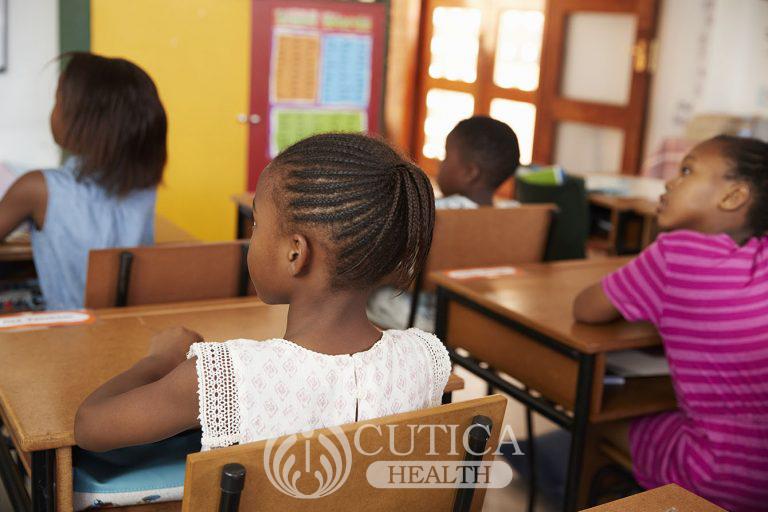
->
[[187, 328, 451, 450]]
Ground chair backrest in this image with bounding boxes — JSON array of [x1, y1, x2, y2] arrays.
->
[[182, 395, 507, 512], [85, 241, 253, 308], [515, 175, 588, 260], [421, 204, 554, 293]]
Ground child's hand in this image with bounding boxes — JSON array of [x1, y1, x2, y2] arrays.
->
[[147, 326, 203, 372]]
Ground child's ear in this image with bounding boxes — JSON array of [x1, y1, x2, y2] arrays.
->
[[719, 182, 751, 212], [465, 163, 482, 183], [287, 234, 310, 276]]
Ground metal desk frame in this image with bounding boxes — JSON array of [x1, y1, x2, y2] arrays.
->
[[436, 286, 595, 512]]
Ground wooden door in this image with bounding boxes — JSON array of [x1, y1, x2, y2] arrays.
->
[[91, 0, 252, 241], [534, 0, 659, 174]]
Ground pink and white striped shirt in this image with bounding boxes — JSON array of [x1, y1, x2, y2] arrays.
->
[[603, 230, 768, 512]]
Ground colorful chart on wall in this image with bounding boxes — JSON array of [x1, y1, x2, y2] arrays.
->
[[248, 0, 387, 189]]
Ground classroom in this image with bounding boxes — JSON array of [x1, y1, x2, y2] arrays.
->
[[1, 0, 767, 511]]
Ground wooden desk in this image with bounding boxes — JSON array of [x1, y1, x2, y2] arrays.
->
[[582, 484, 725, 512], [0, 239, 32, 263], [154, 215, 197, 244], [0, 215, 197, 265], [576, 173, 664, 255], [0, 298, 463, 511], [432, 258, 677, 512], [589, 194, 659, 255]]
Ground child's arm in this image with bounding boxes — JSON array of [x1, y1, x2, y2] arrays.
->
[[75, 327, 202, 452], [573, 282, 621, 324], [0, 171, 47, 239], [575, 238, 669, 326]]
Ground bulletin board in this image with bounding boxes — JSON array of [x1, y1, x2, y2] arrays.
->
[[247, 0, 388, 189]]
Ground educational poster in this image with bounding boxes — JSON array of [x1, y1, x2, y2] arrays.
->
[[267, 7, 374, 157], [271, 108, 366, 155], [249, 0, 387, 188]]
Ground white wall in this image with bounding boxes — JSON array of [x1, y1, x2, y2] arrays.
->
[[644, 0, 768, 157], [0, 0, 60, 170]]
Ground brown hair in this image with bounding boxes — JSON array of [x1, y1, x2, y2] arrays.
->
[[268, 133, 435, 290], [56, 52, 167, 196]]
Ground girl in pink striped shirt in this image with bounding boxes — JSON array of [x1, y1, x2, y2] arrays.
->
[[575, 135, 768, 511]]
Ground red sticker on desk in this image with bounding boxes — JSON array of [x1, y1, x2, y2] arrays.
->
[[446, 266, 523, 280], [0, 310, 95, 330]]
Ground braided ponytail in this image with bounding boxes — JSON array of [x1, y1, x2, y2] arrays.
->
[[714, 135, 768, 235], [268, 133, 435, 289]]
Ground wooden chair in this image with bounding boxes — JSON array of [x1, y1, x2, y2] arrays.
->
[[84, 241, 253, 308], [182, 395, 507, 512], [407, 204, 556, 327], [405, 205, 553, 512]]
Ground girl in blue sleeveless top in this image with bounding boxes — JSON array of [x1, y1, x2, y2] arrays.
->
[[0, 53, 167, 309]]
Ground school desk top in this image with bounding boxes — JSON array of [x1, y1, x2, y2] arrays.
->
[[0, 298, 463, 453], [430, 258, 661, 354], [0, 215, 196, 262], [582, 484, 726, 512]]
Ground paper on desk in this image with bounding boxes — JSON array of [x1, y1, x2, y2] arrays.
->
[[446, 266, 522, 280], [606, 350, 670, 377], [0, 310, 95, 331]]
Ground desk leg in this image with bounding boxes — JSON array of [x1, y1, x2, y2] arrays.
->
[[437, 288, 450, 408], [32, 449, 55, 512], [525, 389, 536, 512], [563, 354, 595, 512], [0, 427, 31, 512]]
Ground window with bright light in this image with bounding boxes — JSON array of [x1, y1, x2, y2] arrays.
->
[[493, 9, 545, 91], [428, 7, 482, 83], [422, 89, 475, 160], [489, 99, 536, 165]]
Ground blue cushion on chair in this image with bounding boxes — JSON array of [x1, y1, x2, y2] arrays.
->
[[72, 429, 201, 510]]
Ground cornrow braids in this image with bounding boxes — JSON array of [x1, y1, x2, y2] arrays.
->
[[714, 135, 768, 235], [268, 133, 435, 289]]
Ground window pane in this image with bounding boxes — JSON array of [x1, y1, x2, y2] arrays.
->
[[555, 121, 625, 173], [429, 7, 482, 83], [422, 89, 475, 160], [561, 13, 637, 105], [493, 8, 544, 91], [490, 99, 536, 165]]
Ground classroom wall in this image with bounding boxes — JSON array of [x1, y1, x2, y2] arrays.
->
[[0, 0, 60, 169], [644, 0, 768, 158], [91, 0, 251, 242]]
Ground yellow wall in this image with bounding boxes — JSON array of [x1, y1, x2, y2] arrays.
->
[[91, 0, 251, 241]]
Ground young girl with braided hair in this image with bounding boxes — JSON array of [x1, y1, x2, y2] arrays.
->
[[75, 132, 449, 452], [575, 135, 768, 511]]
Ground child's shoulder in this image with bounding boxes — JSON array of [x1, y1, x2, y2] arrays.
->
[[187, 338, 287, 359], [385, 328, 448, 357], [386, 327, 440, 343]]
